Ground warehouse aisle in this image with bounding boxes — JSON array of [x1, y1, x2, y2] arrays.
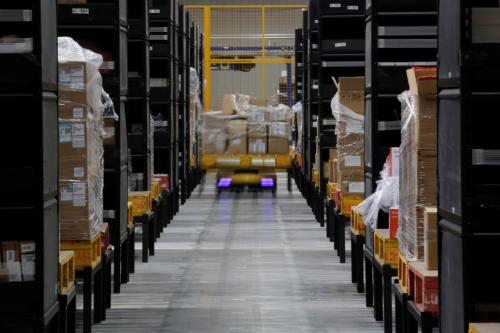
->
[[91, 173, 383, 333]]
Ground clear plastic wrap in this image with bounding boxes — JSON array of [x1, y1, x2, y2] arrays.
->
[[397, 71, 437, 260], [330, 77, 365, 198], [293, 101, 303, 153], [200, 94, 292, 156], [356, 158, 399, 229], [58, 37, 105, 240]]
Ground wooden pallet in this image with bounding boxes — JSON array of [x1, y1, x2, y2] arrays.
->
[[129, 191, 152, 216], [408, 261, 438, 315], [350, 207, 365, 236], [374, 229, 399, 269], [59, 250, 75, 294], [469, 323, 500, 333], [60, 233, 102, 270]]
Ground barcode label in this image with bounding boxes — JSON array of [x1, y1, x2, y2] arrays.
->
[[335, 42, 347, 48], [347, 6, 359, 10], [149, 9, 160, 14], [330, 3, 341, 8]]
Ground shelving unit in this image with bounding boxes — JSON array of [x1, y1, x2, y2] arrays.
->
[[317, 0, 365, 197], [438, 1, 500, 332], [57, 0, 129, 299], [364, 0, 437, 195], [0, 1, 59, 330], [294, 28, 303, 152], [149, 0, 177, 215]]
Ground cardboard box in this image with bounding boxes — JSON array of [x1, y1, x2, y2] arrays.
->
[[248, 123, 267, 138], [405, 68, 437, 151], [268, 122, 289, 138], [389, 207, 399, 239], [387, 147, 400, 177], [338, 77, 365, 116], [58, 62, 88, 105], [1, 241, 22, 282], [19, 241, 35, 281], [250, 97, 268, 107], [338, 169, 364, 197], [221, 94, 237, 115], [248, 137, 267, 154], [268, 137, 288, 154], [59, 180, 101, 240], [322, 162, 330, 179], [424, 207, 438, 270], [226, 120, 248, 154], [103, 118, 116, 145], [202, 130, 226, 154], [329, 149, 337, 160]]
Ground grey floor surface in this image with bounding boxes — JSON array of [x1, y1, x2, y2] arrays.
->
[[89, 173, 383, 333]]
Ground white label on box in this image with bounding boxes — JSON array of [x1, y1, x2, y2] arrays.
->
[[344, 155, 361, 167], [312, 44, 319, 49], [330, 3, 341, 8], [232, 138, 241, 145], [347, 5, 359, 10], [21, 254, 35, 281], [313, 84, 319, 89], [20, 243, 35, 253], [314, 19, 319, 24], [72, 124, 85, 136], [60, 186, 73, 202], [6, 261, 22, 282], [5, 250, 15, 262], [73, 194, 86, 207], [346, 121, 363, 133], [72, 107, 84, 119], [59, 124, 72, 143], [72, 136, 85, 148], [73, 183, 86, 195], [72, 8, 89, 15], [349, 182, 364, 193], [149, 9, 160, 14], [335, 42, 347, 48], [74, 167, 85, 178]]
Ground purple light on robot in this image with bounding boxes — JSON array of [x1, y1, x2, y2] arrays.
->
[[217, 178, 232, 188], [260, 178, 274, 188]]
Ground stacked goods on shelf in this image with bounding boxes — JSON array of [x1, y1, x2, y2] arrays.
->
[[331, 77, 365, 212], [189, 67, 202, 164], [58, 38, 106, 241], [0, 241, 35, 283], [397, 67, 437, 261], [200, 94, 292, 157]]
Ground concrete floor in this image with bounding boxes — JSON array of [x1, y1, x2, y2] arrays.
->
[[91, 173, 383, 333]]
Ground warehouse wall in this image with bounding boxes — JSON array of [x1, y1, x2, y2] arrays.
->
[[183, 2, 303, 109]]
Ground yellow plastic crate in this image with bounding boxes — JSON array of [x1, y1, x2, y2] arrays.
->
[[128, 191, 152, 216], [60, 233, 102, 270], [398, 252, 411, 294], [350, 207, 365, 236], [150, 180, 161, 200], [340, 195, 364, 215], [59, 250, 75, 294], [374, 229, 399, 269], [312, 169, 319, 188]]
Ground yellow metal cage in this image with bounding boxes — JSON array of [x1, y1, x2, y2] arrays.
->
[[186, 5, 305, 111]]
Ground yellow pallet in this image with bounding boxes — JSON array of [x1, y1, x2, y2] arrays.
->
[[398, 252, 411, 294], [127, 201, 134, 227], [128, 191, 152, 216], [59, 250, 75, 295], [340, 195, 364, 215], [374, 229, 399, 269], [150, 180, 161, 200], [201, 154, 291, 170], [60, 234, 102, 270], [469, 323, 500, 333], [350, 207, 365, 236]]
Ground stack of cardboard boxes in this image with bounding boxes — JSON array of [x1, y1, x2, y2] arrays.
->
[[398, 67, 438, 263], [201, 94, 291, 155], [58, 61, 104, 240], [0, 241, 35, 283], [277, 73, 295, 106], [334, 77, 365, 205]]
